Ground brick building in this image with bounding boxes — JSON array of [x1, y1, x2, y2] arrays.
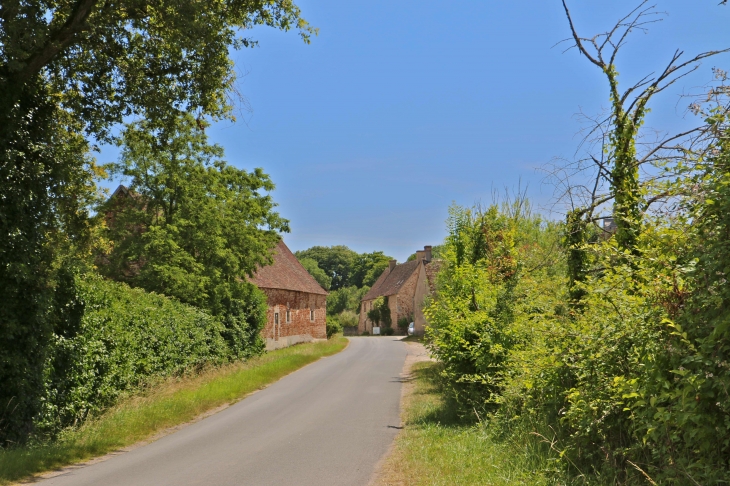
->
[[250, 240, 328, 350], [358, 246, 439, 336]]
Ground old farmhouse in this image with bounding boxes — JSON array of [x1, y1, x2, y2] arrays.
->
[[250, 240, 328, 350], [358, 246, 439, 336]]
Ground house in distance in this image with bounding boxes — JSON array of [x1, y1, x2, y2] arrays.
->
[[358, 246, 439, 336], [250, 240, 328, 350]]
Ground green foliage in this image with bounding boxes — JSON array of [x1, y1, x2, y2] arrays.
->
[[367, 296, 392, 329], [325, 315, 342, 339], [378, 296, 393, 329], [337, 310, 359, 328], [298, 257, 332, 290], [0, 88, 103, 444], [295, 246, 357, 290], [326, 285, 369, 315], [0, 0, 312, 444], [352, 251, 393, 287], [397, 316, 411, 332], [37, 272, 237, 439], [427, 178, 730, 482], [101, 114, 281, 353], [295, 246, 393, 289], [425, 203, 528, 415]]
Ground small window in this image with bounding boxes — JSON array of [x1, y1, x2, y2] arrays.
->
[[310, 309, 315, 322], [274, 312, 279, 325], [286, 309, 291, 323]]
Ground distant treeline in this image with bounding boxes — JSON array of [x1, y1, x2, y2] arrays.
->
[[295, 246, 393, 331]]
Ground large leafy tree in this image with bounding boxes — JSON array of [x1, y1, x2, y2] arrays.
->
[[294, 246, 358, 290], [295, 246, 394, 290], [298, 258, 332, 290], [0, 0, 312, 443], [104, 114, 288, 353], [351, 251, 392, 288]]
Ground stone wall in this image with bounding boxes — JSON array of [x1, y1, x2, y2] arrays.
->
[[394, 268, 419, 325], [260, 288, 327, 350], [413, 263, 430, 335]]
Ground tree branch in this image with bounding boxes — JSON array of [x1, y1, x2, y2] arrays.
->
[[561, 0, 603, 68], [9, 0, 100, 85]]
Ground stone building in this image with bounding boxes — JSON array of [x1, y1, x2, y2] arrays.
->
[[250, 240, 328, 350], [358, 246, 440, 336]]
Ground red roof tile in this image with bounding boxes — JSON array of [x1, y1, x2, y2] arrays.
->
[[362, 260, 420, 301], [250, 240, 328, 295]]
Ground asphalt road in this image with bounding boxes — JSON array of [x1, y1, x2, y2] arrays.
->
[[37, 337, 408, 486]]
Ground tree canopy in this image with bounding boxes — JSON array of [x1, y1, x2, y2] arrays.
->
[[295, 245, 392, 290], [103, 114, 287, 328], [0, 0, 311, 444], [298, 258, 332, 290]]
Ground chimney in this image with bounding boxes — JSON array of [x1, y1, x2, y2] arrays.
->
[[424, 245, 432, 262], [416, 250, 426, 261], [389, 259, 397, 272]]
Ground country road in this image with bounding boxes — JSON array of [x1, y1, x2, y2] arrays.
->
[[36, 337, 409, 486]]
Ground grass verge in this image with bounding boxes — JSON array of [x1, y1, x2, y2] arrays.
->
[[0, 336, 348, 485], [376, 360, 557, 486]]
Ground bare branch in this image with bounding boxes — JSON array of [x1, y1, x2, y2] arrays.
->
[[561, 0, 603, 68]]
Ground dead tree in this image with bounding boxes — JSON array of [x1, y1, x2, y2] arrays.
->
[[555, 0, 729, 295]]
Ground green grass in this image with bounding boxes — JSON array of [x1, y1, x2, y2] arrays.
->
[[377, 361, 559, 486], [0, 336, 348, 485]]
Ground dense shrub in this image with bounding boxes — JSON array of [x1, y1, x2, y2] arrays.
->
[[425, 192, 730, 483], [36, 272, 254, 438], [325, 315, 342, 339], [337, 310, 359, 329]]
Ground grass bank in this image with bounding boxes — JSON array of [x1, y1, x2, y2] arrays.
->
[[376, 361, 556, 486], [0, 336, 348, 485]]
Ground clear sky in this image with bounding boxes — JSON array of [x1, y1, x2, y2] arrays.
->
[[100, 1, 730, 262]]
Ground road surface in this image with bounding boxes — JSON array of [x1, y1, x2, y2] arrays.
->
[[37, 337, 408, 486]]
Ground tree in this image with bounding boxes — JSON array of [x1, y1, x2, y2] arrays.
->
[[298, 257, 332, 290], [294, 246, 357, 290], [351, 251, 392, 287], [327, 285, 370, 315], [0, 0, 312, 443], [557, 0, 728, 256], [102, 114, 287, 356]]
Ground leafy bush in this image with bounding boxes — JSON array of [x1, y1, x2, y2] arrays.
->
[[325, 315, 342, 339], [426, 189, 730, 483], [397, 316, 411, 332], [327, 285, 369, 315], [337, 310, 359, 328], [36, 272, 249, 438], [381, 327, 394, 336]]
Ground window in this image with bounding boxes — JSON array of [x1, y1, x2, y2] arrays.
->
[[286, 309, 291, 323], [274, 312, 279, 325], [310, 309, 315, 322]]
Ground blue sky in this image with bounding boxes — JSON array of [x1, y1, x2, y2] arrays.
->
[[101, 1, 730, 262]]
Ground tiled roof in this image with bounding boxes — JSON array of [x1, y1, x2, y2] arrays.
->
[[250, 240, 328, 295], [362, 260, 420, 301]]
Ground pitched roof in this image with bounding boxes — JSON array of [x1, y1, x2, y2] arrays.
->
[[249, 240, 328, 295], [362, 260, 421, 301]]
